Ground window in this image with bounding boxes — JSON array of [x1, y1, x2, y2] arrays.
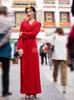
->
[[59, 0, 70, 4], [60, 12, 70, 22], [13, 0, 36, 5], [15, 12, 25, 27], [44, 12, 56, 27], [44, 12, 54, 22], [44, 0, 55, 4]]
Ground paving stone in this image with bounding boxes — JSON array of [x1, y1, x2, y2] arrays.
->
[[0, 64, 67, 100]]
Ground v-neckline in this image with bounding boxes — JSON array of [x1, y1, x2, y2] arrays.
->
[[27, 20, 36, 25]]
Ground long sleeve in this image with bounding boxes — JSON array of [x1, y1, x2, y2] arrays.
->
[[20, 23, 41, 39], [0, 28, 12, 47], [17, 22, 24, 49], [17, 37, 23, 50]]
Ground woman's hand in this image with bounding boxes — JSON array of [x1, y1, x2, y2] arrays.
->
[[18, 49, 23, 58], [19, 32, 22, 37]]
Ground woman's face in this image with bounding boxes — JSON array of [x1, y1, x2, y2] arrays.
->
[[26, 8, 34, 19]]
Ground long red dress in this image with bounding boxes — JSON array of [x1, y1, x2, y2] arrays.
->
[[17, 20, 41, 94]]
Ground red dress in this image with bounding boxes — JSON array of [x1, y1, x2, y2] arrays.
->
[[17, 20, 41, 94]]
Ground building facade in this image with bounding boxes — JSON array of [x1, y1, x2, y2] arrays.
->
[[1, 0, 73, 41]]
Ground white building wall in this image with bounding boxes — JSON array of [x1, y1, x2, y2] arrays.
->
[[1, 0, 74, 39]]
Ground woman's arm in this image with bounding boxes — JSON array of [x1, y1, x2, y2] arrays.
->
[[16, 37, 24, 58], [20, 22, 41, 39], [17, 37, 23, 50]]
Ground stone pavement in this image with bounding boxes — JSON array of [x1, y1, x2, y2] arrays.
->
[[0, 62, 74, 100]]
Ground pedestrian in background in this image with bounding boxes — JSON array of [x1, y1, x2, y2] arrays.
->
[[0, 6, 12, 97], [17, 5, 41, 99], [71, 0, 74, 17], [39, 43, 48, 65], [52, 27, 68, 94], [67, 25, 74, 71], [46, 42, 53, 69], [13, 42, 19, 64]]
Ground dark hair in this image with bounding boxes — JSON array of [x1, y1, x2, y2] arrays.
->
[[55, 27, 64, 35], [0, 6, 8, 15], [25, 6, 36, 13]]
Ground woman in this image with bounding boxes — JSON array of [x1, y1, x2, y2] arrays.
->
[[52, 27, 68, 94], [0, 6, 12, 97], [17, 5, 41, 98]]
